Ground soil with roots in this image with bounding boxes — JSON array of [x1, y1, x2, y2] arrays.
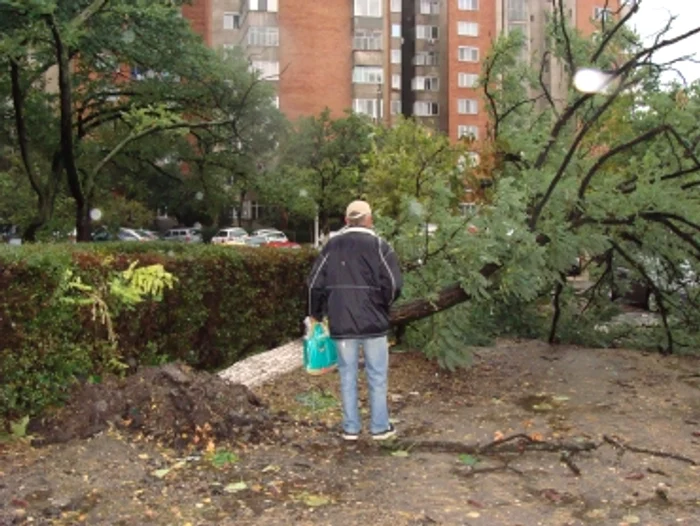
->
[[1, 339, 699, 525]]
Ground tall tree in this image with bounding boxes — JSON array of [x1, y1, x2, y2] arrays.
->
[[0, 0, 280, 240]]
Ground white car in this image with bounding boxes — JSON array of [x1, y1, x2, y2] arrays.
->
[[253, 229, 288, 243], [212, 227, 248, 245]]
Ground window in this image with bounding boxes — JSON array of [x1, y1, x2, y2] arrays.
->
[[353, 98, 383, 119], [354, 29, 383, 50], [391, 0, 401, 13], [353, 66, 383, 84], [416, 25, 439, 40], [392, 74, 401, 89], [458, 0, 478, 10], [412, 76, 439, 91], [250, 60, 279, 80], [355, 0, 382, 17], [268, 0, 278, 12], [594, 7, 612, 21], [391, 100, 402, 115], [223, 12, 240, 30], [414, 51, 439, 66], [249, 0, 278, 12], [458, 46, 479, 62], [457, 125, 479, 139], [419, 1, 440, 15], [391, 49, 401, 64], [414, 101, 439, 116], [458, 98, 478, 114], [458, 72, 479, 87], [457, 22, 479, 36], [392, 24, 401, 38], [507, 0, 527, 22], [247, 27, 279, 47]]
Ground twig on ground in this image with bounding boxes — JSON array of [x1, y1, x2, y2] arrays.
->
[[603, 435, 698, 465]]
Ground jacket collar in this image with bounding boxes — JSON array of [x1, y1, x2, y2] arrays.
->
[[340, 226, 377, 237]]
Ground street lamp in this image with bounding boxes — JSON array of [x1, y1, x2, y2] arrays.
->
[[299, 189, 320, 248]]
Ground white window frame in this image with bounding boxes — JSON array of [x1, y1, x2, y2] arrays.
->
[[355, 0, 382, 17], [250, 60, 280, 80], [412, 76, 439, 91], [419, 1, 440, 15], [249, 0, 259, 10], [458, 99, 478, 115], [354, 29, 383, 50], [414, 101, 439, 116], [352, 66, 384, 84], [223, 12, 240, 30], [353, 98, 383, 119], [458, 46, 479, 62], [457, 21, 479, 37], [594, 7, 612, 21], [247, 26, 279, 47], [391, 0, 401, 13], [416, 25, 439, 40], [391, 49, 401, 64], [458, 72, 479, 88], [392, 74, 401, 90], [457, 125, 479, 140], [458, 0, 479, 10], [391, 100, 402, 115], [414, 51, 439, 66], [392, 24, 401, 38], [268, 0, 278, 12]]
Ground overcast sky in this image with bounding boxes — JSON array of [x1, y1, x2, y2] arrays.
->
[[630, 0, 700, 84]]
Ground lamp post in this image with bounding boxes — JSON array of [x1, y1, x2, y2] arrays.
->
[[299, 189, 320, 248]]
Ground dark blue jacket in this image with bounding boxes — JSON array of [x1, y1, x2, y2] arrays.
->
[[308, 227, 403, 339]]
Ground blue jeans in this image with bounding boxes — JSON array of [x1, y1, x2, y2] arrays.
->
[[335, 336, 390, 434]]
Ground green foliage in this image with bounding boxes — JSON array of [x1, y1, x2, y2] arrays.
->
[[269, 109, 375, 229], [0, 0, 282, 239], [0, 244, 314, 424]]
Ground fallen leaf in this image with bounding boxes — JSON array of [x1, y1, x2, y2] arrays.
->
[[529, 432, 544, 442], [458, 454, 479, 466], [625, 472, 645, 480], [303, 494, 330, 507], [224, 482, 248, 493], [152, 468, 171, 479], [552, 395, 570, 402], [467, 499, 484, 508], [466, 511, 480, 518], [622, 515, 640, 524], [261, 464, 281, 473], [493, 431, 505, 441], [391, 450, 409, 458]]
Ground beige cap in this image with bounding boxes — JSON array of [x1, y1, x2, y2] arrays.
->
[[346, 200, 372, 219]]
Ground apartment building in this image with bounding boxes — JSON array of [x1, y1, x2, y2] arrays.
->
[[185, 0, 624, 143]]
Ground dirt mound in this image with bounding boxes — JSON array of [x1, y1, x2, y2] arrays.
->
[[28, 363, 275, 450]]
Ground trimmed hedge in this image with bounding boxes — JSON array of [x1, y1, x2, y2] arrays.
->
[[0, 243, 315, 422]]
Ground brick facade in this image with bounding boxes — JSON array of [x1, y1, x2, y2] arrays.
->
[[182, 0, 213, 46], [278, 0, 353, 121]]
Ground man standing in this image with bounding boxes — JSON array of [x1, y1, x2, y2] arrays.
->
[[308, 200, 403, 441]]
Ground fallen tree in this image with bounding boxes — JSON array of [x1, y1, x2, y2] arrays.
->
[[385, 1, 699, 358]]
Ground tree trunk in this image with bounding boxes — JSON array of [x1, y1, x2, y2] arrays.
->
[[389, 263, 500, 326], [75, 201, 92, 242]]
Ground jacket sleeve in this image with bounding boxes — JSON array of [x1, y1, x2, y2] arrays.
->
[[307, 246, 330, 320], [379, 239, 403, 305]]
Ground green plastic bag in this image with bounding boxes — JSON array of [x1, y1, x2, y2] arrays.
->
[[303, 318, 338, 375]]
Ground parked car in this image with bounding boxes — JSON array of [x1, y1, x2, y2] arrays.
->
[[162, 228, 202, 243], [211, 227, 248, 245], [266, 240, 302, 249], [117, 227, 150, 242], [136, 229, 160, 241], [244, 235, 268, 247]]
